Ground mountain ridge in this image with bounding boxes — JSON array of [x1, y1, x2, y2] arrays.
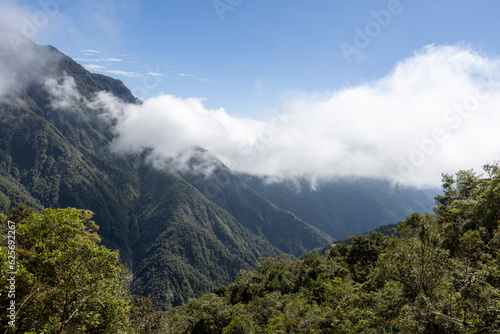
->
[[0, 34, 332, 308], [241, 174, 433, 239]]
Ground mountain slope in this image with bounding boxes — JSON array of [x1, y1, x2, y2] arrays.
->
[[241, 175, 433, 240], [180, 150, 333, 257], [130, 164, 285, 308], [0, 32, 331, 308], [161, 166, 500, 333]]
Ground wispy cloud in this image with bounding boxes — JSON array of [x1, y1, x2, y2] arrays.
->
[[0, 1, 35, 34], [75, 50, 171, 82], [0, 24, 60, 97], [105, 69, 141, 78], [84, 64, 107, 71], [45, 74, 84, 110], [177, 73, 194, 77], [74, 57, 123, 62]]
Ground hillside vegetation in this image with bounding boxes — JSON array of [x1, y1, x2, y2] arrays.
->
[[162, 164, 500, 333], [241, 175, 433, 239], [0, 33, 488, 330], [2, 164, 499, 333], [0, 206, 130, 333]]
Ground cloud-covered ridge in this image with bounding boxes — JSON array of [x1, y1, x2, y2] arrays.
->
[[18, 43, 493, 188], [99, 44, 500, 188]]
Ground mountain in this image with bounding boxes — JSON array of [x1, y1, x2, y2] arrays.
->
[[179, 151, 332, 256], [160, 166, 500, 333], [0, 30, 331, 308], [240, 175, 433, 240], [0, 29, 435, 309], [128, 152, 333, 308]]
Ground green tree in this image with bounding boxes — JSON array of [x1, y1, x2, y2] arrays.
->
[[0, 206, 130, 333], [129, 296, 167, 334], [347, 231, 388, 282]]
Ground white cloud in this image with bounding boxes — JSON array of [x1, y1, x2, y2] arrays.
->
[[105, 94, 263, 157], [0, 1, 32, 35], [84, 64, 107, 71], [45, 74, 85, 110], [0, 25, 58, 98], [102, 44, 500, 188], [105, 69, 141, 77], [74, 57, 123, 62]]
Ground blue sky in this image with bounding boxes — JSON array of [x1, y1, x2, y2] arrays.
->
[[3, 0, 500, 187], [5, 0, 500, 118]]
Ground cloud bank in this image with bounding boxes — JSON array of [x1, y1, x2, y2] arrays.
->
[[4, 38, 497, 188], [99, 44, 500, 188]]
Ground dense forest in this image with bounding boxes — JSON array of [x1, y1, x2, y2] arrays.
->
[[1, 163, 500, 333], [161, 163, 500, 333]]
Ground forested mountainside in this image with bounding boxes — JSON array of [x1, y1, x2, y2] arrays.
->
[[0, 30, 331, 309], [2, 164, 499, 333], [162, 164, 500, 333], [241, 175, 433, 239]]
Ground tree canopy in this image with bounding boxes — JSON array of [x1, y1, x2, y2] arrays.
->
[[0, 206, 130, 333], [2, 163, 500, 333], [160, 163, 500, 333]]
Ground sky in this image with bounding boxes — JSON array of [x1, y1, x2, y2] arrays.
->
[[2, 0, 500, 188]]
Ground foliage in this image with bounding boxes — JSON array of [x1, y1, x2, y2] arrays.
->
[[3, 34, 499, 329], [129, 296, 168, 333], [0, 165, 499, 332], [161, 164, 500, 333], [0, 206, 130, 333]]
